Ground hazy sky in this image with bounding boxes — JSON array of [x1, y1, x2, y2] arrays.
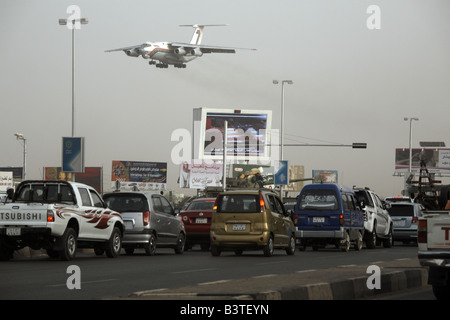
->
[[1, 0, 449, 197]]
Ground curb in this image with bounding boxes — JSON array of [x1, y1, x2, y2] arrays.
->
[[128, 260, 429, 300]]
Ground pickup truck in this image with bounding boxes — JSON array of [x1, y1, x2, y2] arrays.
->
[[0, 180, 124, 261], [418, 210, 450, 299]]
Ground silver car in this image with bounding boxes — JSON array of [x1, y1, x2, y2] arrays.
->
[[388, 202, 424, 244], [103, 192, 186, 255]]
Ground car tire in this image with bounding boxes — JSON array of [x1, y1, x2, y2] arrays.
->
[[174, 233, 185, 254], [286, 235, 295, 256], [210, 245, 222, 256], [354, 231, 363, 251], [105, 227, 122, 258], [263, 236, 274, 257], [340, 232, 350, 252], [366, 222, 377, 249], [59, 227, 77, 261], [144, 234, 156, 256], [383, 225, 393, 248]]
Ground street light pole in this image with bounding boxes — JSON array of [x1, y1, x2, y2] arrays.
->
[[273, 80, 293, 162], [14, 133, 26, 181], [59, 17, 88, 137], [404, 117, 419, 174]]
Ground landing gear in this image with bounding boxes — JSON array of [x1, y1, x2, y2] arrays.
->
[[156, 63, 169, 68], [174, 63, 187, 68]]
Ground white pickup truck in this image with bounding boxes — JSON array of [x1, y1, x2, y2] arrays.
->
[[418, 210, 450, 299], [0, 180, 124, 261]]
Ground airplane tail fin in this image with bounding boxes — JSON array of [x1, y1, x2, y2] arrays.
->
[[179, 24, 229, 45]]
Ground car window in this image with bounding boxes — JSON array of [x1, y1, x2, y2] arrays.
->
[[355, 191, 374, 207], [299, 189, 339, 211], [104, 194, 148, 213], [89, 189, 104, 208], [217, 194, 259, 213], [160, 196, 174, 215], [78, 188, 92, 206], [387, 204, 415, 217], [267, 195, 284, 214], [152, 196, 164, 212], [186, 200, 215, 211]]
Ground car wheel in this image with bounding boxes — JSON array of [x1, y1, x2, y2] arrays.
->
[[210, 245, 222, 256], [144, 234, 157, 256], [105, 227, 122, 258], [174, 233, 185, 254], [366, 223, 377, 249], [340, 232, 350, 252], [354, 231, 363, 251], [263, 236, 274, 257], [286, 235, 295, 256], [60, 227, 77, 261], [383, 225, 393, 248]]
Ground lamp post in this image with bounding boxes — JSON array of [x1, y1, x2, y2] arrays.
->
[[14, 133, 26, 181], [273, 80, 293, 162], [404, 117, 419, 174], [58, 17, 88, 137]]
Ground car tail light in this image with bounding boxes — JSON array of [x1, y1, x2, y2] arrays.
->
[[259, 193, 266, 212], [47, 210, 55, 222], [412, 216, 419, 224], [418, 219, 427, 243], [143, 211, 150, 226], [212, 195, 219, 212], [339, 214, 344, 226]]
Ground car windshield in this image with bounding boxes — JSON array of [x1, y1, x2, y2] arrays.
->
[[104, 194, 148, 213], [15, 183, 75, 204], [388, 204, 414, 217], [217, 194, 259, 213], [186, 200, 215, 211], [299, 189, 339, 211]]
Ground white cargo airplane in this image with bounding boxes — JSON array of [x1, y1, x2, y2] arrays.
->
[[105, 24, 255, 68]]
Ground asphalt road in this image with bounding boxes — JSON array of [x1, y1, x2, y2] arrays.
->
[[0, 244, 420, 300]]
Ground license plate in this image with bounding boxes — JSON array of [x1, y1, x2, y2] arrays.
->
[[6, 228, 21, 236], [195, 218, 207, 224], [232, 224, 246, 231], [312, 217, 325, 223], [393, 220, 405, 227]]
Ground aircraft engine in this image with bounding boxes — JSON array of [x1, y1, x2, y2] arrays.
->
[[190, 48, 203, 57], [125, 48, 140, 57], [174, 47, 186, 55]]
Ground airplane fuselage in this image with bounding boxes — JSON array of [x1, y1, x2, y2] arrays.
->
[[140, 42, 198, 65]]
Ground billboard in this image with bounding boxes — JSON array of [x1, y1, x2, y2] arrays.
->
[[179, 161, 223, 189], [395, 148, 450, 173], [193, 108, 272, 162], [44, 167, 102, 193], [62, 137, 85, 173], [0, 171, 13, 192], [111, 161, 167, 190], [312, 170, 338, 184]]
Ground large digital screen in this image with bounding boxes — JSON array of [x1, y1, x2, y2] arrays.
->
[[193, 108, 272, 162]]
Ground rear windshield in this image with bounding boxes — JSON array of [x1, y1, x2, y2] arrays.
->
[[186, 200, 215, 211], [388, 205, 414, 217], [104, 194, 148, 213], [15, 183, 75, 204], [217, 194, 259, 213], [299, 189, 339, 211]]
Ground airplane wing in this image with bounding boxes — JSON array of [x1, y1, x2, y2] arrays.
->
[[170, 42, 256, 54], [104, 44, 146, 52]]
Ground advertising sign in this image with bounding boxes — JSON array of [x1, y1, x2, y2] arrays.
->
[[312, 170, 338, 184], [179, 161, 223, 189], [193, 108, 272, 162], [44, 167, 102, 193], [0, 171, 13, 192], [232, 164, 274, 187], [62, 137, 85, 173], [274, 160, 288, 185], [111, 161, 167, 190], [395, 148, 450, 173]]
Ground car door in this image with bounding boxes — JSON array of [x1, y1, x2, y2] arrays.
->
[[159, 196, 180, 245], [267, 194, 288, 245], [373, 194, 387, 233], [151, 195, 171, 244], [77, 187, 110, 240]]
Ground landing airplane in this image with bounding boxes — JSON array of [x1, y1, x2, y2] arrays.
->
[[105, 24, 255, 68]]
